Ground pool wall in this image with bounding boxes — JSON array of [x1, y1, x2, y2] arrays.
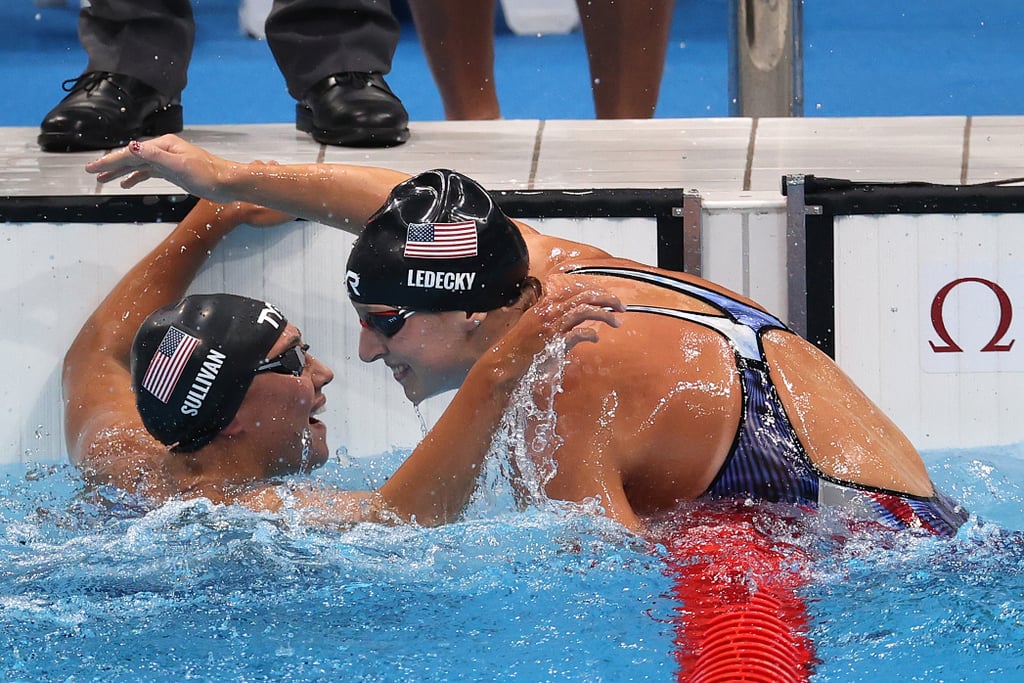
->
[[1, 117, 1022, 464]]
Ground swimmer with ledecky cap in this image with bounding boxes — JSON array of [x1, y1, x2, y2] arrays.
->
[[340, 163, 965, 536]]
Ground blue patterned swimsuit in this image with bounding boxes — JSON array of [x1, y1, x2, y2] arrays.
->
[[568, 265, 968, 536]]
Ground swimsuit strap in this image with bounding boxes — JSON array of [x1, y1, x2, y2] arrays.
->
[[567, 266, 788, 334], [624, 304, 762, 361]]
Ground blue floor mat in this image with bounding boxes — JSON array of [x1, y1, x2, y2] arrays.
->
[[1, 0, 1021, 127]]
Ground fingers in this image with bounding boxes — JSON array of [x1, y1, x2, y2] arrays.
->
[[85, 134, 186, 185], [532, 279, 625, 333], [86, 145, 149, 185], [90, 168, 131, 185], [560, 303, 622, 333], [120, 170, 152, 189], [562, 325, 600, 352], [85, 147, 136, 180], [123, 136, 179, 176], [549, 295, 624, 342], [542, 275, 625, 310], [514, 282, 624, 356], [533, 297, 620, 334]]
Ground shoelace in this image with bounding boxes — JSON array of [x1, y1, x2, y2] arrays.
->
[[60, 72, 125, 96]]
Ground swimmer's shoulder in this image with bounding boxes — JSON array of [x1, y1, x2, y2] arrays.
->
[[521, 231, 615, 275], [70, 411, 180, 495]]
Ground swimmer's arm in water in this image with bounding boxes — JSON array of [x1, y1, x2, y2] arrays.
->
[[85, 134, 411, 236], [242, 279, 626, 526], [62, 200, 276, 484]]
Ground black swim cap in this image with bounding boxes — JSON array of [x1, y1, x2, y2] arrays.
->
[[345, 169, 529, 312], [131, 294, 288, 453]]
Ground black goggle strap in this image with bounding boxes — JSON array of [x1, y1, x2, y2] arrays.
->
[[256, 344, 309, 376]]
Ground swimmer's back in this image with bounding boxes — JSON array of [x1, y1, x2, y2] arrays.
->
[[547, 252, 935, 501]]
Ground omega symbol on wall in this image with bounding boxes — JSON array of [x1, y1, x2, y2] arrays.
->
[[929, 277, 1015, 354]]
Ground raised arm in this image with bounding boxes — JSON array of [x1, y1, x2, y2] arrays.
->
[[85, 135, 411, 235], [62, 200, 288, 490]]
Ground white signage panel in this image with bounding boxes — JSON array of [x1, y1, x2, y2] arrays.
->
[[835, 213, 1024, 449]]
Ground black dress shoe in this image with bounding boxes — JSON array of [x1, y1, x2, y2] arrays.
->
[[38, 72, 183, 153], [296, 73, 409, 148]]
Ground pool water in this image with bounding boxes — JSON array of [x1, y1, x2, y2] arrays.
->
[[1, 444, 1022, 682], [807, 444, 1024, 682]]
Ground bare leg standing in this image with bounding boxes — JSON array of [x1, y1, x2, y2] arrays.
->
[[408, 0, 502, 120], [576, 0, 674, 118]]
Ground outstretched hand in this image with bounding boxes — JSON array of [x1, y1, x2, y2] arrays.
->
[[85, 134, 235, 201]]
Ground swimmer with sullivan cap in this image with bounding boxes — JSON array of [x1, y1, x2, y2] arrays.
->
[[85, 136, 968, 535], [63, 198, 624, 524]]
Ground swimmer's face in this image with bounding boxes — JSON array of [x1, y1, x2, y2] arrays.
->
[[354, 303, 479, 404], [233, 324, 334, 475]]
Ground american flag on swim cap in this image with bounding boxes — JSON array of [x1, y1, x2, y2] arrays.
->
[[404, 221, 478, 259], [141, 326, 199, 403]]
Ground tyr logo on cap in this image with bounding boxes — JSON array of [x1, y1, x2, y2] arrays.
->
[[256, 302, 286, 329], [346, 270, 362, 296]]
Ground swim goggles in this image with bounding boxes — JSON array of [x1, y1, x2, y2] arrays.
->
[[256, 344, 309, 377], [358, 308, 416, 338]]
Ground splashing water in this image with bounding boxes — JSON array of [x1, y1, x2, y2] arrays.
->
[[299, 426, 312, 472], [465, 337, 582, 518], [0, 462, 676, 682], [1, 434, 1022, 680]]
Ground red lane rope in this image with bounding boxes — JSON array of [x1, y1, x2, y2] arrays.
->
[[657, 510, 817, 682]]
